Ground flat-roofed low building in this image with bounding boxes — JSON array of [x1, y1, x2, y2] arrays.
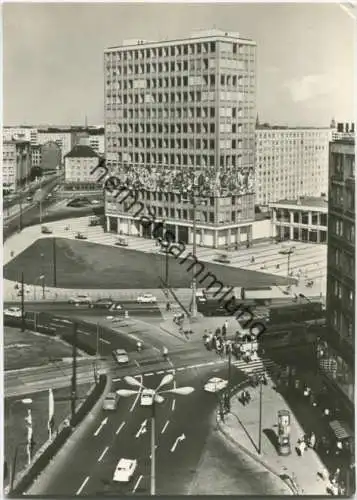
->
[[270, 196, 328, 243]]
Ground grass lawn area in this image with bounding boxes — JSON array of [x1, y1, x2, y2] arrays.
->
[[4, 327, 80, 371], [4, 237, 291, 290], [4, 384, 92, 487]]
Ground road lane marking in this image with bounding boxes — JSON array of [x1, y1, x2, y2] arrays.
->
[[116, 421, 126, 435], [144, 372, 154, 377], [176, 367, 185, 371], [100, 338, 110, 344], [93, 417, 108, 436], [130, 374, 143, 412], [171, 399, 176, 411], [135, 419, 148, 438], [98, 446, 109, 462], [157, 370, 164, 374], [134, 360, 140, 368], [76, 476, 90, 495], [78, 329, 90, 336], [161, 420, 169, 434], [133, 475, 143, 493], [112, 377, 121, 382]]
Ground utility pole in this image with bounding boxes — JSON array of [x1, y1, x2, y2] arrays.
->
[[258, 379, 263, 454], [70, 323, 78, 423], [39, 199, 42, 224], [95, 323, 100, 383], [19, 198, 23, 232], [21, 272, 25, 332], [150, 400, 156, 496], [226, 345, 232, 412], [191, 195, 197, 318], [165, 249, 169, 289]]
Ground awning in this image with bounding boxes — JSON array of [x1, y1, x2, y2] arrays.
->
[[329, 420, 353, 440]]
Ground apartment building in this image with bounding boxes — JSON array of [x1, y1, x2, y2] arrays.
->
[[3, 126, 38, 145], [64, 144, 100, 190], [30, 145, 42, 168], [318, 135, 355, 423], [3, 140, 31, 191], [104, 29, 257, 248], [255, 124, 332, 206], [72, 127, 105, 155]]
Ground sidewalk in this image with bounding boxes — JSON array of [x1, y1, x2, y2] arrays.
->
[[219, 380, 331, 495]]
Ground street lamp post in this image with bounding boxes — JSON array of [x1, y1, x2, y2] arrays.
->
[[117, 374, 194, 495], [40, 253, 45, 299], [278, 246, 295, 277]]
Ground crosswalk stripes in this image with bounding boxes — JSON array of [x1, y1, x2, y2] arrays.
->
[[232, 356, 279, 377]]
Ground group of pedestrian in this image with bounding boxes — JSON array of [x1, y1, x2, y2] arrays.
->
[[203, 321, 230, 355], [239, 389, 251, 406], [296, 431, 316, 456]]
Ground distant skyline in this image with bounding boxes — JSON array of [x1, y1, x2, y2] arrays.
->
[[3, 2, 355, 127]]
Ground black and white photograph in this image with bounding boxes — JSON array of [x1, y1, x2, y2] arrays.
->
[[2, 1, 355, 497]]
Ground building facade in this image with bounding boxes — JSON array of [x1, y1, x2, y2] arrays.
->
[[255, 125, 332, 206], [2, 140, 31, 191], [3, 127, 38, 145], [318, 137, 355, 414], [30, 144, 42, 168], [41, 141, 62, 171], [64, 144, 101, 190], [37, 130, 71, 161], [270, 196, 328, 243], [104, 30, 257, 248]]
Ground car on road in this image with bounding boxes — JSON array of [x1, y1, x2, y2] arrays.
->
[[41, 225, 52, 234], [68, 294, 92, 306], [113, 349, 129, 364], [213, 254, 231, 264], [204, 377, 228, 393], [113, 458, 137, 482], [75, 232, 88, 240], [90, 298, 114, 309], [26, 196, 33, 202], [115, 237, 129, 247], [136, 293, 157, 304], [91, 199, 101, 205], [140, 388, 155, 407], [4, 307, 22, 318], [89, 216, 101, 226], [103, 392, 119, 411]]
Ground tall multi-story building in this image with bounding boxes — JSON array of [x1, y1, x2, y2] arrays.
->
[[103, 30, 256, 248], [255, 124, 333, 206], [318, 134, 355, 425], [2, 140, 31, 191], [3, 126, 38, 145]]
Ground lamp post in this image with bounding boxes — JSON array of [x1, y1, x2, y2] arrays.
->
[[117, 374, 194, 495], [40, 253, 45, 299], [278, 246, 295, 277]]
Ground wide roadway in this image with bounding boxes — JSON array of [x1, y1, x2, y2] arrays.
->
[[28, 363, 248, 496]]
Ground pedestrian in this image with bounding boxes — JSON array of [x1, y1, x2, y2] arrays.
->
[[224, 319, 228, 332], [239, 391, 246, 406], [222, 324, 227, 338], [297, 438, 306, 456], [331, 468, 341, 485], [251, 256, 255, 263], [309, 432, 316, 449], [244, 390, 251, 404]]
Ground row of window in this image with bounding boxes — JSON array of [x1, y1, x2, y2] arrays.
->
[[331, 247, 355, 276], [330, 184, 355, 212], [331, 216, 355, 242], [106, 106, 255, 120], [105, 42, 254, 61], [331, 309, 354, 342], [107, 122, 254, 135], [331, 153, 355, 180], [114, 153, 248, 167]]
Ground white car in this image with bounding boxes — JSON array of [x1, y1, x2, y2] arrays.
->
[[113, 458, 137, 482], [68, 294, 92, 306], [4, 307, 22, 318], [204, 377, 228, 393], [113, 349, 129, 364], [140, 388, 155, 407], [136, 294, 157, 304]]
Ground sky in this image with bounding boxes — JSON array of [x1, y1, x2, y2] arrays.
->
[[3, 2, 356, 127]]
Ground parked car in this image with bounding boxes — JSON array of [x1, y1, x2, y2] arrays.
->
[[204, 377, 228, 393], [140, 388, 155, 407], [41, 226, 52, 234], [89, 216, 101, 226], [213, 254, 231, 264], [136, 293, 157, 304], [113, 349, 129, 364], [115, 237, 129, 247], [4, 307, 22, 318], [68, 294, 92, 306], [75, 232, 87, 240], [113, 458, 137, 482], [91, 298, 114, 309], [103, 392, 119, 411]]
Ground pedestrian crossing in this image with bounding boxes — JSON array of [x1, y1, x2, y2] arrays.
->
[[232, 356, 280, 377]]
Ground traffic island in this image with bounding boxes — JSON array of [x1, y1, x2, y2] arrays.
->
[[217, 380, 331, 495]]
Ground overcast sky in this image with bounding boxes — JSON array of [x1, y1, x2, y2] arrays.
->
[[3, 2, 355, 126]]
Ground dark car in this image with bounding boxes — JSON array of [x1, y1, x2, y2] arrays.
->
[[89, 216, 101, 226], [75, 232, 87, 240], [213, 254, 231, 264], [67, 198, 91, 208], [90, 298, 114, 309], [41, 226, 52, 234]]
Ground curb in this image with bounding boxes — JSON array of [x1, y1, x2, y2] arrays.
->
[[159, 322, 189, 342]]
